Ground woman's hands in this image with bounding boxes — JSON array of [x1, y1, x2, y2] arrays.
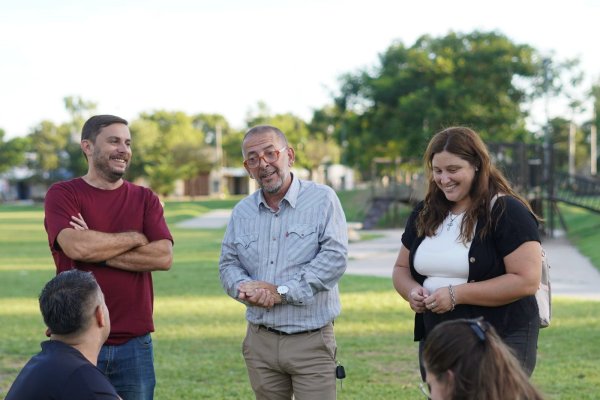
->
[[394, 245, 456, 314], [423, 286, 456, 314], [408, 286, 429, 313]]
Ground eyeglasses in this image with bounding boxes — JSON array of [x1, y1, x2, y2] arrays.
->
[[243, 147, 287, 168], [418, 382, 431, 399], [466, 317, 489, 342]]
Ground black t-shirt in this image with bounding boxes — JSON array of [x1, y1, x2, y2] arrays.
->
[[6, 340, 120, 400]]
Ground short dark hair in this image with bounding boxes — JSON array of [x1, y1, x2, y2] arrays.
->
[[81, 114, 128, 142], [39, 270, 100, 335]]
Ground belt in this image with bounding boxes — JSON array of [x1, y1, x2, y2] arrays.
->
[[259, 325, 322, 335]]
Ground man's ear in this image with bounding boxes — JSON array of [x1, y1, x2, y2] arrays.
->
[[445, 369, 456, 397], [95, 305, 107, 328], [81, 140, 93, 157]]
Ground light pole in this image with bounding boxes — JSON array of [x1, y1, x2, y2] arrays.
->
[[542, 58, 555, 237], [592, 106, 598, 176]]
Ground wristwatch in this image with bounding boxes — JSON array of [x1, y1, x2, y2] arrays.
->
[[277, 285, 289, 304]]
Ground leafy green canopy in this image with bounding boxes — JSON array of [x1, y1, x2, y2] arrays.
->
[[0, 130, 28, 175], [129, 111, 213, 196], [333, 31, 541, 170]]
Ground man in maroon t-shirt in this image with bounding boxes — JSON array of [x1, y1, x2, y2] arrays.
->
[[44, 114, 173, 400]]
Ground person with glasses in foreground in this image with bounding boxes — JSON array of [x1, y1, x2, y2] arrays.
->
[[393, 127, 542, 379], [219, 125, 348, 400], [420, 318, 544, 400]]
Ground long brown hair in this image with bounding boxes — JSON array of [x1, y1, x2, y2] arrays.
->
[[423, 319, 545, 400], [417, 126, 537, 242]]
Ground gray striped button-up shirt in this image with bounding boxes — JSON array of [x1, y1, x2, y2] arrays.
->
[[219, 176, 348, 333]]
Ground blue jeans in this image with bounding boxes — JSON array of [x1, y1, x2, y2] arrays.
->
[[502, 317, 539, 376], [97, 333, 156, 400]]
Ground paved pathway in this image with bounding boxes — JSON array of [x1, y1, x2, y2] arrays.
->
[[177, 209, 232, 229], [179, 210, 600, 300], [347, 230, 600, 300]]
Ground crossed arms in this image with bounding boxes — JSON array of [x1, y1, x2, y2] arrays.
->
[[57, 213, 173, 272]]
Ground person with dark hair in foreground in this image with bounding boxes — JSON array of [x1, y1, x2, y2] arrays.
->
[[43, 114, 174, 400], [421, 318, 544, 400], [6, 270, 121, 400]]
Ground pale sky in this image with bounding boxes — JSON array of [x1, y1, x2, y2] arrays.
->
[[1, 0, 599, 139]]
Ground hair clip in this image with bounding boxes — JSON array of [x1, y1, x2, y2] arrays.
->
[[466, 317, 488, 342]]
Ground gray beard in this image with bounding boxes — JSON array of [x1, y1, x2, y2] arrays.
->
[[258, 170, 283, 194], [263, 182, 283, 194]]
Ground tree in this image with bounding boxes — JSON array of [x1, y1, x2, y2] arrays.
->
[[62, 96, 97, 177], [25, 120, 72, 183], [192, 113, 244, 168], [0, 129, 28, 174], [306, 107, 343, 178], [221, 129, 245, 168], [330, 31, 543, 171], [21, 97, 97, 184], [129, 111, 213, 196]]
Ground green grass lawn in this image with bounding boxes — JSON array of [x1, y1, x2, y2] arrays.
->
[[1, 200, 599, 399], [336, 189, 372, 223], [557, 203, 600, 273]]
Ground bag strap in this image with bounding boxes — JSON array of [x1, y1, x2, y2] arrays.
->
[[489, 193, 505, 210]]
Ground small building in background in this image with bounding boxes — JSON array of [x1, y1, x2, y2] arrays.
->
[[325, 163, 354, 191], [182, 167, 253, 197], [181, 164, 354, 198], [222, 167, 252, 196], [311, 163, 354, 191], [5, 162, 356, 202], [0, 166, 46, 202]]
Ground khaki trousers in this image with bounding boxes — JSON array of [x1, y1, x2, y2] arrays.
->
[[242, 323, 337, 400]]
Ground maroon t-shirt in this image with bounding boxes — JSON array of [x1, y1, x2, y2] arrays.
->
[[44, 178, 173, 345]]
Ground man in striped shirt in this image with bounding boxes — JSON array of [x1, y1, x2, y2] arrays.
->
[[219, 125, 348, 400]]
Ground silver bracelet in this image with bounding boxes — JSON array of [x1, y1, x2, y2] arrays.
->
[[448, 284, 456, 311]]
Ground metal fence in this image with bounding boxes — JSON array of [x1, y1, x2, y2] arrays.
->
[[367, 141, 600, 232]]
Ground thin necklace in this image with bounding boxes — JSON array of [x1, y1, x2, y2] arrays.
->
[[447, 212, 461, 231]]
